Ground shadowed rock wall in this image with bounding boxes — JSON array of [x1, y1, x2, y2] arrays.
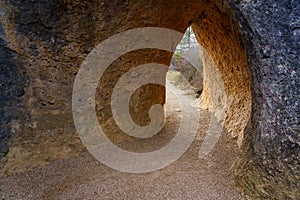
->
[[0, 0, 299, 199], [229, 1, 300, 199]]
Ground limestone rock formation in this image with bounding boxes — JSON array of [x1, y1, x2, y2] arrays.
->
[[0, 0, 298, 199]]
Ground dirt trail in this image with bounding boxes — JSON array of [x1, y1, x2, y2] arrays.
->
[[0, 82, 244, 199]]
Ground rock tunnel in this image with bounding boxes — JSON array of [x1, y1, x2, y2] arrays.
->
[[0, 0, 299, 199]]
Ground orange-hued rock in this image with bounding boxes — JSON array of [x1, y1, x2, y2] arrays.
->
[[192, 3, 251, 146], [0, 0, 298, 199]]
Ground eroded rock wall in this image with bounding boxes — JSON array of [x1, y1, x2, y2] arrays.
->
[[198, 47, 228, 135], [192, 2, 252, 146], [229, 1, 300, 199], [0, 0, 299, 199], [0, 0, 207, 173]]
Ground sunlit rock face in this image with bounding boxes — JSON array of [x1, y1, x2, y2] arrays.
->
[[0, 0, 298, 199], [192, 3, 251, 147]]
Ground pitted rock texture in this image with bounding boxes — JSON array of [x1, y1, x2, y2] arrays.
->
[[198, 47, 228, 137], [229, 1, 300, 199], [0, 25, 25, 160], [0, 0, 299, 199], [0, 0, 207, 174], [192, 2, 252, 146]]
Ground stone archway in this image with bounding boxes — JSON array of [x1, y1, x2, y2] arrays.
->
[[0, 0, 298, 199]]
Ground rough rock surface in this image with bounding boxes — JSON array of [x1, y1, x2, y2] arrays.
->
[[229, 1, 300, 199], [198, 48, 229, 139], [0, 0, 299, 199], [192, 2, 252, 146], [0, 24, 25, 159]]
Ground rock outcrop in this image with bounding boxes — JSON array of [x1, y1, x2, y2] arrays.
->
[[0, 0, 298, 199]]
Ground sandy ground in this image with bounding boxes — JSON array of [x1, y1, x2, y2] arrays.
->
[[0, 81, 244, 200]]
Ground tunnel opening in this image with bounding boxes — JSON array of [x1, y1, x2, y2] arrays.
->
[[165, 5, 252, 148], [167, 27, 203, 99], [0, 0, 298, 198], [6, 0, 298, 198], [164, 9, 252, 168], [0, 0, 253, 178]]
